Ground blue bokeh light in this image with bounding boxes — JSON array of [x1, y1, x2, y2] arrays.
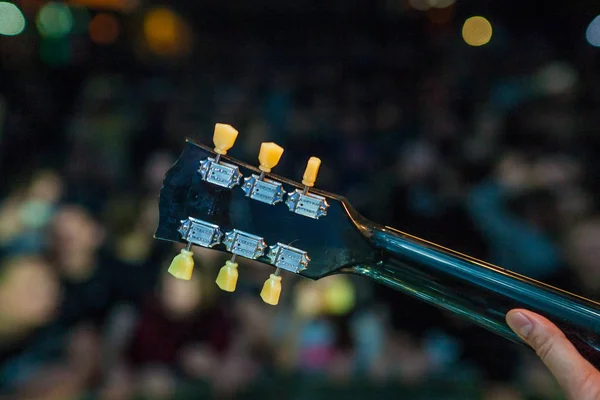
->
[[585, 15, 600, 47]]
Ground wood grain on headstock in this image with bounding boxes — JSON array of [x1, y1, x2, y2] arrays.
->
[[154, 139, 375, 279]]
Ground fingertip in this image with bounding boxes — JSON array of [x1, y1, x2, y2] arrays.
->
[[507, 308, 536, 321], [509, 309, 565, 335], [506, 309, 566, 343], [506, 310, 533, 339]]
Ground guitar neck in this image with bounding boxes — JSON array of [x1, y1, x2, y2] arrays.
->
[[345, 223, 600, 368], [155, 136, 600, 364]]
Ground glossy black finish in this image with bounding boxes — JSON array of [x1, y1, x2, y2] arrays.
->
[[155, 140, 374, 279], [156, 140, 600, 366], [345, 224, 600, 367]]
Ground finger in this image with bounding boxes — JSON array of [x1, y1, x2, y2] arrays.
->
[[506, 309, 600, 399]]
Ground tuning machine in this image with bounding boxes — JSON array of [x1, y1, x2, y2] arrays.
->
[[241, 142, 286, 205], [215, 229, 267, 293], [198, 123, 243, 189], [286, 157, 329, 219], [168, 218, 223, 280]]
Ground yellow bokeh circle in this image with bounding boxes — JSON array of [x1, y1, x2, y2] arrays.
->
[[462, 16, 492, 47]]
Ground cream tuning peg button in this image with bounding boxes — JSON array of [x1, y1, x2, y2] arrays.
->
[[213, 123, 239, 156], [215, 259, 239, 292], [200, 123, 241, 188], [168, 248, 194, 280], [285, 156, 329, 218], [302, 157, 321, 188], [240, 142, 285, 205], [258, 142, 284, 174], [260, 273, 282, 305]]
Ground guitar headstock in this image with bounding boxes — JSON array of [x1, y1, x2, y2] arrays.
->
[[154, 123, 376, 305]]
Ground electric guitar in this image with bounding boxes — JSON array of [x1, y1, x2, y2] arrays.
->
[[154, 123, 600, 367]]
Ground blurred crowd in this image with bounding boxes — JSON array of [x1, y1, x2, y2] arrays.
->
[[2, 2, 600, 399]]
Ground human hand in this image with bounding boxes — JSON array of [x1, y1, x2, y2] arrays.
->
[[506, 309, 600, 400]]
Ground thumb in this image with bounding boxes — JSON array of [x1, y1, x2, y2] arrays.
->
[[506, 309, 600, 400]]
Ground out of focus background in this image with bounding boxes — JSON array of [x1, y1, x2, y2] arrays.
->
[[1, 0, 600, 399]]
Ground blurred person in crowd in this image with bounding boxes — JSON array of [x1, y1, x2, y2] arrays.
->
[[0, 203, 157, 398], [113, 267, 257, 398], [0, 256, 60, 367], [0, 257, 101, 400], [564, 217, 600, 299], [273, 275, 387, 384], [47, 203, 157, 326], [274, 277, 352, 378], [0, 205, 124, 398], [8, 324, 102, 400], [455, 151, 579, 400], [0, 170, 63, 255], [109, 195, 171, 286], [368, 315, 433, 387], [384, 141, 536, 399], [47, 204, 114, 326], [111, 196, 158, 265], [103, 151, 177, 290], [467, 152, 563, 281], [140, 151, 176, 196], [125, 268, 228, 368]]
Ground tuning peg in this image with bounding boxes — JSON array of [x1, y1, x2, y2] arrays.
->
[[241, 142, 286, 205], [302, 157, 321, 192], [285, 156, 328, 218], [215, 257, 239, 292], [260, 271, 282, 305], [168, 248, 194, 280], [213, 123, 238, 162], [258, 142, 284, 175]]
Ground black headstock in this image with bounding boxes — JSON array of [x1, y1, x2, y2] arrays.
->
[[154, 137, 376, 281]]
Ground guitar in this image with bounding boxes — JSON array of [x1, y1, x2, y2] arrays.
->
[[154, 123, 600, 368]]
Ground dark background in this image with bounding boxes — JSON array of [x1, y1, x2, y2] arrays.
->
[[1, 0, 600, 398]]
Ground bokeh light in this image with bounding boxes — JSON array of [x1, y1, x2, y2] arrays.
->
[[462, 16, 492, 47], [586, 15, 600, 47], [89, 13, 119, 45], [0, 2, 26, 36], [323, 276, 355, 316], [36, 2, 74, 39], [142, 7, 191, 57], [534, 62, 579, 95]]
